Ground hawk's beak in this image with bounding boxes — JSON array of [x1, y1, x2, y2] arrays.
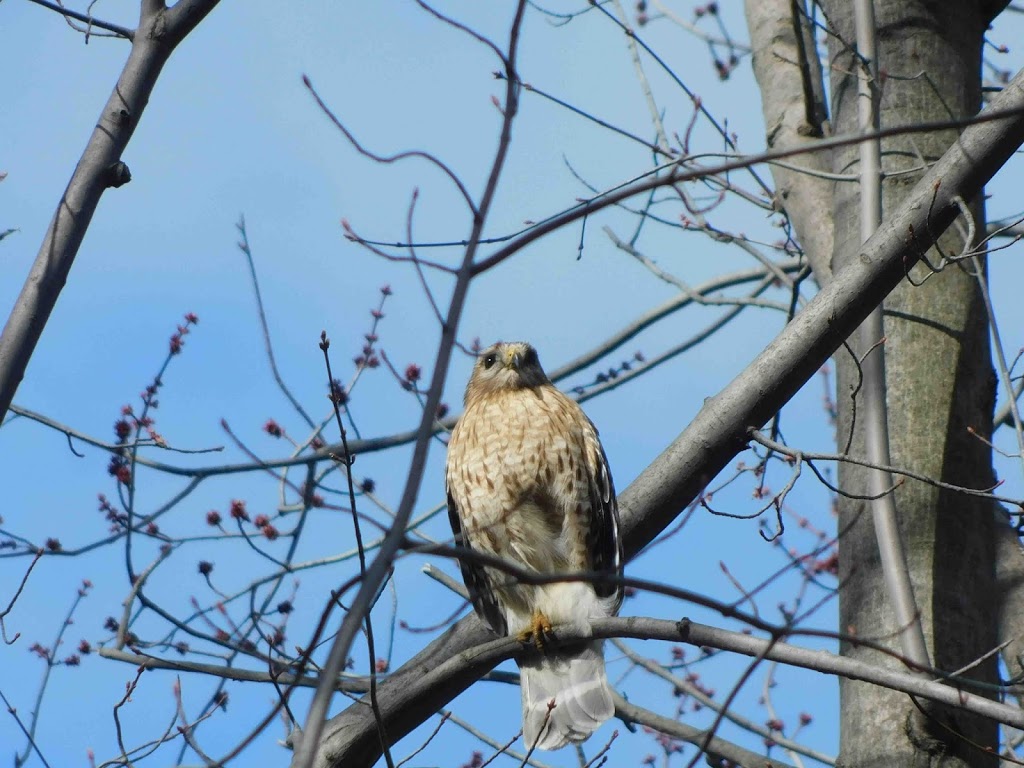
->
[[505, 349, 522, 370]]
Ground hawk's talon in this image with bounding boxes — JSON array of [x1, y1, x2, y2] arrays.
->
[[517, 610, 554, 650]]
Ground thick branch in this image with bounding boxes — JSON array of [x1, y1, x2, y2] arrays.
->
[[0, 0, 221, 422], [314, 615, 1024, 764], [312, 69, 1024, 767], [107, 596, 1024, 760]]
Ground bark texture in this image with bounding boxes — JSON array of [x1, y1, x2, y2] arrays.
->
[[822, 1, 1003, 765], [995, 508, 1024, 689], [746, 0, 834, 282]]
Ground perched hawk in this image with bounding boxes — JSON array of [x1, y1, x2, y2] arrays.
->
[[445, 341, 623, 750]]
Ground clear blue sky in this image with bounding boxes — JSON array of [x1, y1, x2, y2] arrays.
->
[[2, 2, 1023, 766]]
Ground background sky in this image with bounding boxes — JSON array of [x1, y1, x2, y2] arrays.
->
[[2, 2, 1024, 767]]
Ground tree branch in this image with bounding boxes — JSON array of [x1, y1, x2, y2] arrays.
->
[[0, 0, 222, 422], [25, 0, 134, 39], [614, 694, 798, 768]]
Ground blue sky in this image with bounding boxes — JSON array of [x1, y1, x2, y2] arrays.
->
[[2, 2, 1024, 766]]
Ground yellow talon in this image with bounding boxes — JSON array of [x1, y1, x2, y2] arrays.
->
[[516, 610, 554, 650]]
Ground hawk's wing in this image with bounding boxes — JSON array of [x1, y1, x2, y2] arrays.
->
[[585, 437, 624, 609], [446, 487, 507, 636]]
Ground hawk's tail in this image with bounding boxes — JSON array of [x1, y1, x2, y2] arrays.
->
[[520, 642, 614, 751]]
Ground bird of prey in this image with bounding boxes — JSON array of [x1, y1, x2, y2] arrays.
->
[[445, 341, 623, 750]]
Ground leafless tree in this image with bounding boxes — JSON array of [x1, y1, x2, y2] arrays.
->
[[3, 2, 1024, 767]]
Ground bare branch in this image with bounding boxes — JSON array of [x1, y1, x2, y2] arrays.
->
[[614, 694, 798, 768], [237, 217, 317, 430], [0, 0, 222, 422], [25, 0, 133, 39], [471, 104, 1024, 276]]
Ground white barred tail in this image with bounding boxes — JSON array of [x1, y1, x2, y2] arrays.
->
[[520, 642, 614, 751]]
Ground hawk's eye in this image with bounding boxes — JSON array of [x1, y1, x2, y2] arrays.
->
[[482, 353, 497, 369], [523, 347, 538, 365]]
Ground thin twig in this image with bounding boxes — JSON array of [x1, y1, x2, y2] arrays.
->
[[25, 0, 133, 39], [319, 332, 394, 767], [237, 216, 317, 429]]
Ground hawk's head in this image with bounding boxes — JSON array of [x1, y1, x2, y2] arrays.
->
[[464, 341, 550, 402]]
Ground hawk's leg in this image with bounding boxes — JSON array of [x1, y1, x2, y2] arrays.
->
[[516, 609, 554, 650]]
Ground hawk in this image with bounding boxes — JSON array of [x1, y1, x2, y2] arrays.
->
[[445, 341, 623, 750]]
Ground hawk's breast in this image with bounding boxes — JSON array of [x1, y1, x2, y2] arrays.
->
[[448, 386, 594, 576]]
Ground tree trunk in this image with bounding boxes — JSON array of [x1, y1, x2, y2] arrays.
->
[[822, 1, 1001, 765]]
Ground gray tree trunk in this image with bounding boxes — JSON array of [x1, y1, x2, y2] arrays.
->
[[822, 1, 1002, 765]]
